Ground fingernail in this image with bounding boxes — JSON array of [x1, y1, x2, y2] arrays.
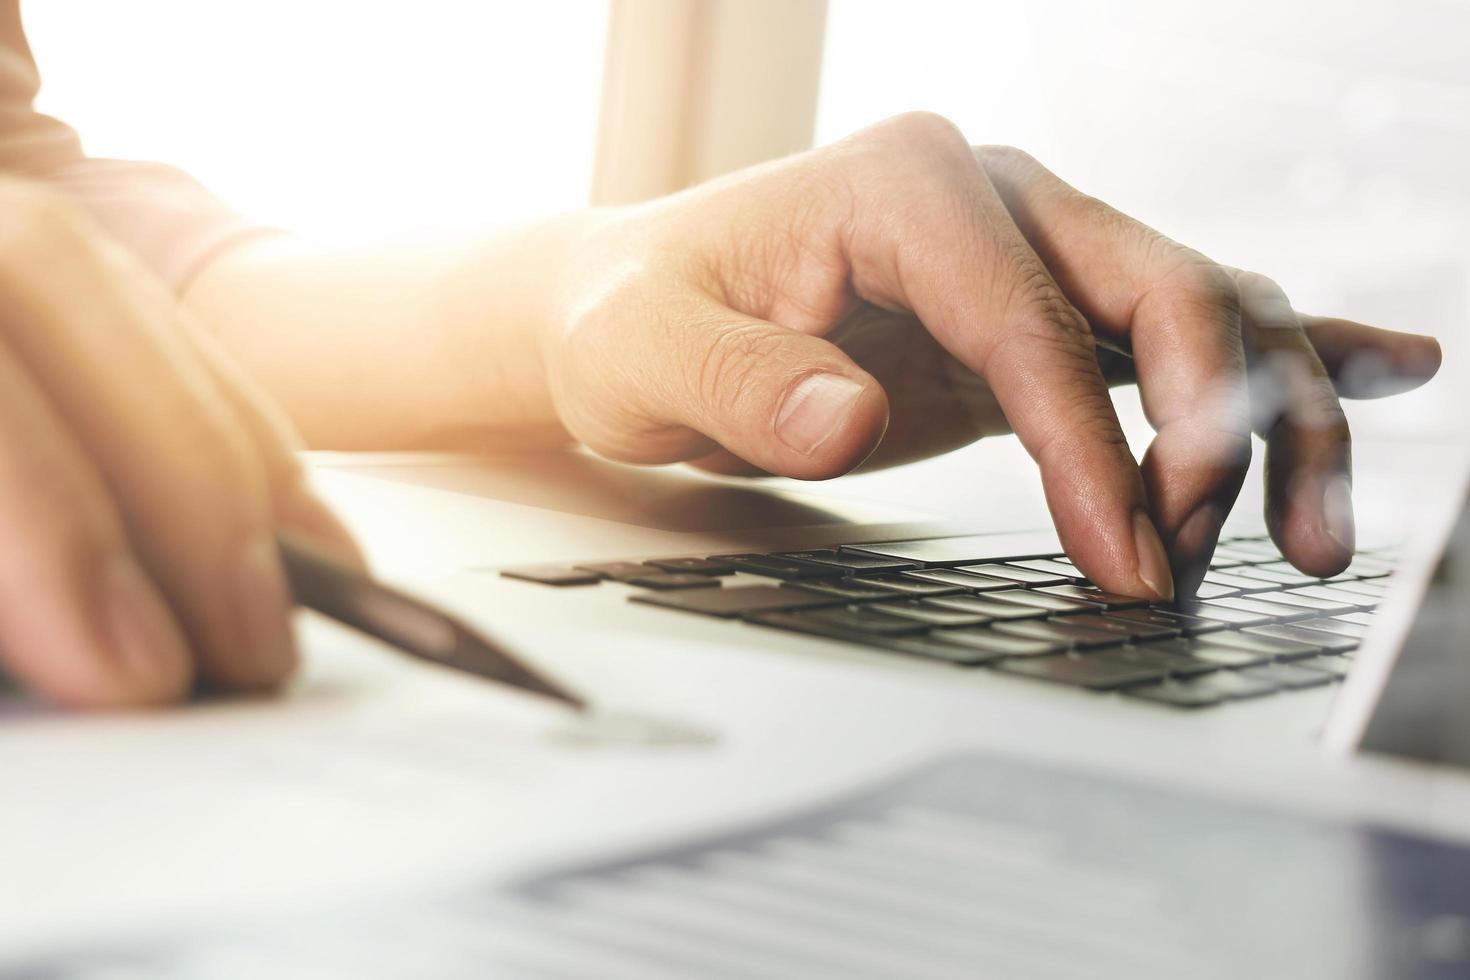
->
[[775, 373, 865, 456], [104, 557, 189, 696], [1170, 502, 1226, 597], [1172, 501, 1227, 566], [236, 535, 297, 680], [1321, 476, 1356, 555], [1132, 511, 1175, 602]]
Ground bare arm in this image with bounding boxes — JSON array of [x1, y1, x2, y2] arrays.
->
[[181, 217, 604, 451], [181, 115, 1442, 600]]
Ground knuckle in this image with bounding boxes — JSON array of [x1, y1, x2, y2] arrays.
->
[[882, 110, 968, 147], [0, 439, 123, 562], [867, 112, 973, 173], [695, 322, 786, 420], [973, 143, 1041, 176], [1301, 381, 1351, 437], [1032, 393, 1128, 472], [0, 181, 83, 264], [999, 262, 1094, 351], [1210, 426, 1256, 470], [263, 448, 310, 511], [1166, 256, 1242, 325], [24, 504, 110, 573], [171, 407, 270, 526], [0, 500, 111, 602]]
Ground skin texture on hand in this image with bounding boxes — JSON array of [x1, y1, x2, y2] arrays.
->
[[186, 113, 1440, 608], [0, 179, 359, 709], [538, 114, 1441, 599]]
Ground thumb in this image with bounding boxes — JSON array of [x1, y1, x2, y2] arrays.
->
[[675, 305, 889, 479], [576, 297, 890, 479]]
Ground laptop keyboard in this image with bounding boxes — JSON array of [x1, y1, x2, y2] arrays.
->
[[501, 535, 1395, 709]]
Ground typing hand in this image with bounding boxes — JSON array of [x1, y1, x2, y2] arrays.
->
[[0, 182, 358, 708], [544, 113, 1440, 599]]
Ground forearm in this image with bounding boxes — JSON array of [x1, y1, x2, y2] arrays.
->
[[180, 211, 611, 450]]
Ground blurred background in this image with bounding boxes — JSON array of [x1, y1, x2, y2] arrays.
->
[[25, 0, 1466, 506]]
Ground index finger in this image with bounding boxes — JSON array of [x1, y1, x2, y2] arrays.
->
[[835, 116, 1173, 600], [978, 146, 1253, 595]]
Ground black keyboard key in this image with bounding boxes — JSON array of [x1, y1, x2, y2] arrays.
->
[[1242, 624, 1358, 654], [631, 584, 840, 618], [900, 568, 1021, 592], [1066, 613, 1180, 642], [1221, 539, 1285, 560], [839, 536, 1055, 567], [1341, 554, 1397, 577], [1210, 544, 1272, 566], [1202, 570, 1280, 592], [927, 627, 1065, 658], [1202, 596, 1316, 622], [500, 565, 602, 586], [1254, 560, 1351, 583], [987, 589, 1102, 614], [1228, 565, 1323, 588], [1005, 559, 1090, 582], [868, 600, 992, 627], [1255, 589, 1357, 616], [746, 614, 1035, 665], [1192, 582, 1244, 600], [625, 573, 723, 591], [857, 574, 968, 597], [1125, 671, 1279, 708], [1035, 585, 1148, 610], [992, 619, 1128, 650], [924, 594, 1049, 620], [644, 557, 737, 576], [993, 652, 1167, 690], [774, 550, 918, 573], [1316, 579, 1387, 600], [1173, 637, 1271, 668], [1193, 629, 1320, 662], [710, 554, 842, 580], [1294, 655, 1351, 679], [574, 561, 662, 582], [1176, 647, 1265, 669], [1291, 617, 1368, 639], [959, 563, 1069, 586], [1123, 680, 1226, 708], [783, 578, 897, 602], [1241, 662, 1336, 690], [1093, 643, 1220, 678], [874, 633, 1029, 665], [1283, 584, 1377, 610], [801, 606, 929, 635], [1110, 607, 1226, 636], [1171, 601, 1275, 627]]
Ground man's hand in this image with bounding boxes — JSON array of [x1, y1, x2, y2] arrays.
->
[[542, 113, 1441, 599], [0, 180, 357, 708]]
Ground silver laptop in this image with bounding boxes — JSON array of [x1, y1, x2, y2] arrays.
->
[[15, 450, 1470, 978], [311, 440, 1466, 751]]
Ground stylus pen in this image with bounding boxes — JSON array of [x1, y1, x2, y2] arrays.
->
[[276, 532, 587, 712]]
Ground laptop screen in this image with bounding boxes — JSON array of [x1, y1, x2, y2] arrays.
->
[[1326, 454, 1470, 764]]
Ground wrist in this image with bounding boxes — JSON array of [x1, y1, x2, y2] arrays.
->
[[438, 206, 627, 446]]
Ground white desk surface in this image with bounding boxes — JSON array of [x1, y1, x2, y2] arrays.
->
[[2, 435, 1467, 959]]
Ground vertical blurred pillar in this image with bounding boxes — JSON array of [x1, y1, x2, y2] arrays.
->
[[591, 0, 828, 204]]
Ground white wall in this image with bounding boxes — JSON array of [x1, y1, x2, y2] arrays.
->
[[25, 1, 610, 242], [818, 0, 1469, 446]]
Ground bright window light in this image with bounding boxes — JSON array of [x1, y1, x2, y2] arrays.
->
[[25, 1, 610, 243]]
